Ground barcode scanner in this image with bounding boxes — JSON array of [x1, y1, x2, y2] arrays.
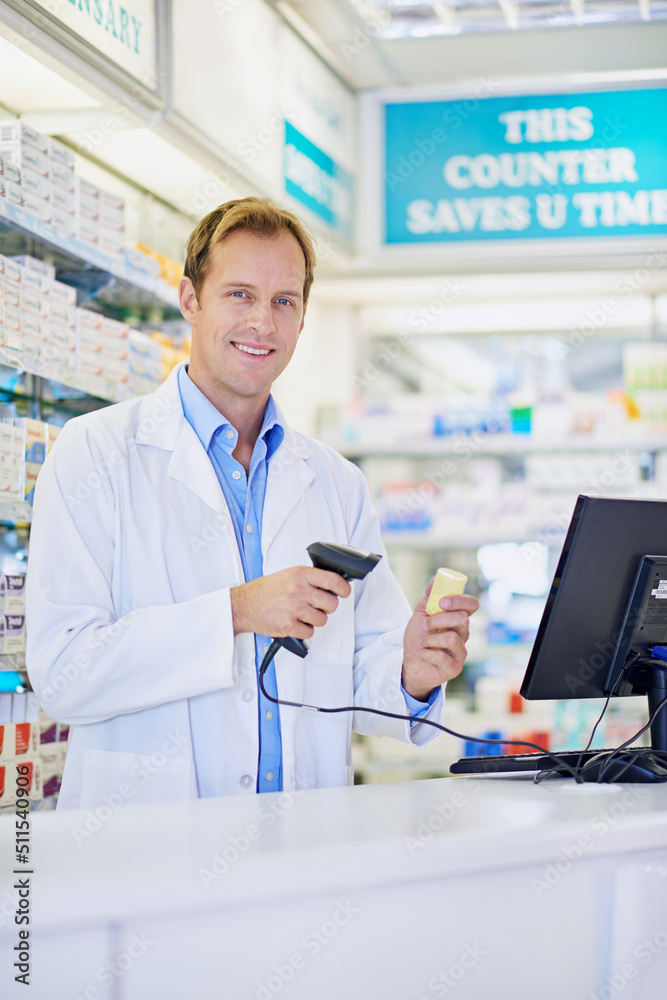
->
[[259, 542, 382, 674]]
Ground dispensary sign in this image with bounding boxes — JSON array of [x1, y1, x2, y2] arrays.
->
[[32, 0, 156, 83], [384, 88, 667, 244]]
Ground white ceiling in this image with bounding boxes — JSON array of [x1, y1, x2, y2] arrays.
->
[[270, 0, 667, 89]]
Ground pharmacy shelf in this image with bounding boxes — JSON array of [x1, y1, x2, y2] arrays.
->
[[0, 499, 31, 523], [0, 348, 137, 407], [0, 199, 179, 316], [332, 434, 667, 460], [0, 652, 27, 671], [382, 529, 565, 549], [343, 436, 667, 459]]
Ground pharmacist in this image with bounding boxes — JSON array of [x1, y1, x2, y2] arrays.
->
[[26, 197, 478, 810]]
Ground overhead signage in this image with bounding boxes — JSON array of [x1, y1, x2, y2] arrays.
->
[[279, 24, 356, 175], [384, 88, 667, 244], [31, 0, 157, 84], [284, 120, 353, 242]]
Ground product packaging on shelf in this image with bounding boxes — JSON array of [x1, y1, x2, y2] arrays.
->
[[0, 153, 21, 185], [0, 613, 26, 654], [0, 574, 26, 613], [0, 122, 48, 152], [50, 160, 76, 192], [0, 178, 23, 207], [10, 256, 55, 281], [0, 142, 49, 177], [47, 136, 75, 170]]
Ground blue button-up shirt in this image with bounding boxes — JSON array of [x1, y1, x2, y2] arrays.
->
[[178, 365, 437, 794]]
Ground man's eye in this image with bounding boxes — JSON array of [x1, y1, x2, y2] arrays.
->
[[276, 298, 292, 306], [231, 290, 246, 298]]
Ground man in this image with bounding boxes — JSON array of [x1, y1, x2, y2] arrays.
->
[[26, 197, 478, 809]]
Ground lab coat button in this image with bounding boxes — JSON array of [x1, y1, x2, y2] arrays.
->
[[241, 688, 255, 702], [239, 774, 253, 789]]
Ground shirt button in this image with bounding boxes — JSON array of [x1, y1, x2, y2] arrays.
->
[[226, 430, 234, 440], [232, 470, 242, 480], [245, 524, 253, 533], [241, 688, 255, 702], [265, 710, 273, 720], [239, 774, 253, 789], [263, 645, 269, 655], [266, 772, 274, 782]]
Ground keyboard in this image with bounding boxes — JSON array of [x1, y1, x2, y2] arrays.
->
[[449, 748, 642, 776]]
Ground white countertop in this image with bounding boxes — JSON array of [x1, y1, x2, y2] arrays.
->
[[2, 775, 667, 934]]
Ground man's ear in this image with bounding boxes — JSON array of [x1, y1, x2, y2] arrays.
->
[[179, 276, 199, 324]]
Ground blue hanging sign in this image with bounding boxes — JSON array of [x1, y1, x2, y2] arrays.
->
[[384, 88, 667, 244], [284, 120, 353, 241]]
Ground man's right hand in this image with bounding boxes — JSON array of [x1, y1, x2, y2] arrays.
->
[[230, 567, 352, 639]]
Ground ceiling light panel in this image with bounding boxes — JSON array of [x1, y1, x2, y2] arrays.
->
[[369, 0, 667, 37]]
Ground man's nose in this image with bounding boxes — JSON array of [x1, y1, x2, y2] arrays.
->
[[246, 299, 275, 334]]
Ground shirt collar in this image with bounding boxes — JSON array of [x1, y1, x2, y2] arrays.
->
[[178, 364, 284, 457]]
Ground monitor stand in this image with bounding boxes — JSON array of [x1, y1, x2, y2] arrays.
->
[[627, 658, 667, 754], [599, 658, 667, 782]]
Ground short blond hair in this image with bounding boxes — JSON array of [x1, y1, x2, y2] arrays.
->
[[184, 197, 316, 306]]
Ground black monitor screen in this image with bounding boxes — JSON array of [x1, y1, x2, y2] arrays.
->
[[520, 495, 667, 701]]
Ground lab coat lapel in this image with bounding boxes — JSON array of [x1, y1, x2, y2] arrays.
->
[[135, 363, 232, 518], [262, 420, 315, 555]]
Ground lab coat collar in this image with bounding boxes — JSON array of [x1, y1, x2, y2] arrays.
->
[[135, 363, 229, 515], [135, 364, 317, 552], [262, 416, 316, 554]]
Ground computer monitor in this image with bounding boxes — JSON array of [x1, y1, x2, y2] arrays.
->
[[520, 494, 667, 753]]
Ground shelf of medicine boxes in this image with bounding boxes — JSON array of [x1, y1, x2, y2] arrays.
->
[[0, 200, 182, 521], [334, 434, 667, 460], [0, 197, 180, 317], [333, 434, 667, 549]]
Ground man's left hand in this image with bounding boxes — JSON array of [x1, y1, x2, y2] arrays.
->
[[402, 578, 479, 702]]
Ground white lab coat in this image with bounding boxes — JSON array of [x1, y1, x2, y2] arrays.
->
[[26, 363, 443, 809]]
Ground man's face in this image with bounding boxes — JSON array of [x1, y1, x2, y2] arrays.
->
[[180, 229, 306, 409]]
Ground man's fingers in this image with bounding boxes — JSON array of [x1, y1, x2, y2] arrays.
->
[[433, 595, 479, 615], [425, 611, 470, 637], [422, 629, 467, 658], [306, 567, 352, 599]]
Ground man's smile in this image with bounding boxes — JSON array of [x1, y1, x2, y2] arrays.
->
[[231, 341, 274, 356]]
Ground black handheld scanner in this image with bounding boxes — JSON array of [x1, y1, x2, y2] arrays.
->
[[307, 542, 381, 580], [262, 542, 382, 667]]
